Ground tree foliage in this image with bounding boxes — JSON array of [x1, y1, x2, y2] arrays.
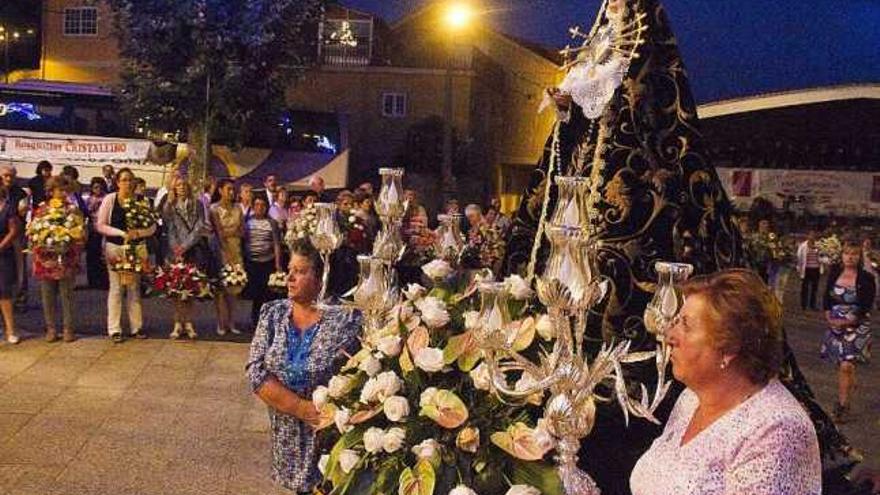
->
[[108, 0, 322, 149]]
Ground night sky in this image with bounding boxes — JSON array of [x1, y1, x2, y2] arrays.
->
[[343, 0, 880, 103]]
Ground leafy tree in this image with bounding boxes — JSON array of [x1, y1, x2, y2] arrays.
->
[[108, 0, 322, 186]]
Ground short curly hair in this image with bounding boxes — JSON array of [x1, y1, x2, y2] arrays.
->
[[680, 269, 784, 384]]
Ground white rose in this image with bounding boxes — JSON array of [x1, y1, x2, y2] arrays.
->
[[419, 387, 439, 408], [363, 427, 385, 454], [504, 274, 533, 300], [338, 449, 360, 474], [411, 438, 441, 462], [415, 297, 450, 328], [463, 310, 480, 330], [383, 395, 410, 422], [450, 486, 478, 495], [334, 407, 352, 433], [318, 454, 330, 475], [358, 355, 382, 377], [359, 377, 380, 404], [312, 386, 330, 410], [422, 259, 453, 280], [470, 363, 492, 391], [414, 347, 445, 373], [375, 371, 403, 400], [535, 314, 555, 340], [505, 486, 541, 495], [376, 335, 403, 357], [328, 375, 354, 398], [382, 427, 406, 453], [403, 283, 427, 301]]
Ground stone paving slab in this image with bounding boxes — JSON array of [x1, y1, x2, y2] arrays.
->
[[0, 277, 876, 494]]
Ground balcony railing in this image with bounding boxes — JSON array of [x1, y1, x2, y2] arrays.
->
[[321, 43, 371, 67]]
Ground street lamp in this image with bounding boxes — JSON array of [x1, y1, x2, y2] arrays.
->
[[0, 24, 38, 84], [440, 2, 476, 201]]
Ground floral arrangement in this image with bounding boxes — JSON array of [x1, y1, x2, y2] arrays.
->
[[219, 263, 248, 294], [121, 197, 159, 230], [315, 262, 562, 495], [268, 271, 288, 293], [817, 234, 842, 265], [461, 224, 506, 270], [339, 212, 369, 252], [152, 262, 213, 301], [109, 243, 151, 275], [27, 198, 86, 258], [286, 204, 318, 245], [747, 231, 794, 266]]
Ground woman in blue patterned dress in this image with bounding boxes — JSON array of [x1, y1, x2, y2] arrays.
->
[[821, 240, 875, 423], [246, 239, 361, 493]]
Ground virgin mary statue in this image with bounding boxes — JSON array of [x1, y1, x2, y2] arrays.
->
[[503, 0, 860, 493]]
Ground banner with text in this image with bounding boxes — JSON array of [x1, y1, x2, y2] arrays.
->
[[718, 168, 880, 217], [0, 129, 153, 163]]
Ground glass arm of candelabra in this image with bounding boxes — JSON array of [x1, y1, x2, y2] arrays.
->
[[318, 252, 332, 303], [486, 357, 561, 399]]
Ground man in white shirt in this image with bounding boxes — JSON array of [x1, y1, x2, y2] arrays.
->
[[796, 230, 821, 311]]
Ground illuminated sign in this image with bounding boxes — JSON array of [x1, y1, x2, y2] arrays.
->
[[0, 102, 42, 121]]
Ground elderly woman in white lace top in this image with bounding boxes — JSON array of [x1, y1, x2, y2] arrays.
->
[[630, 269, 821, 495]]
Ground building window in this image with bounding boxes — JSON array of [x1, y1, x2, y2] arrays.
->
[[381, 93, 407, 118], [63, 7, 98, 37]]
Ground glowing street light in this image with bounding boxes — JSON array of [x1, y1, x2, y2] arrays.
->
[[444, 3, 474, 31]]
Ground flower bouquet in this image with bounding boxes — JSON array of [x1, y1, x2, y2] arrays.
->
[[121, 197, 159, 230], [340, 213, 369, 252], [268, 271, 288, 294], [26, 199, 86, 278], [109, 243, 151, 285], [152, 262, 213, 301], [817, 234, 842, 265], [461, 224, 506, 270], [316, 261, 562, 495], [286, 204, 318, 246], [219, 263, 248, 295]]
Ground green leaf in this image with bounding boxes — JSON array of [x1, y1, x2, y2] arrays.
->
[[510, 459, 564, 495]]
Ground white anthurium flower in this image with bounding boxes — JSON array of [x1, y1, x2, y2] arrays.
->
[[363, 427, 385, 454], [535, 314, 555, 340], [382, 427, 406, 453], [338, 449, 360, 474], [318, 454, 330, 475], [463, 310, 480, 330], [411, 438, 442, 462], [383, 395, 410, 422], [358, 355, 382, 377], [414, 347, 445, 373], [328, 375, 354, 398], [470, 363, 492, 391], [334, 407, 353, 434], [415, 296, 450, 328], [312, 386, 330, 410], [504, 274, 533, 300], [505, 486, 541, 495], [450, 486, 478, 495], [403, 283, 427, 301], [421, 259, 453, 280], [376, 335, 403, 357]]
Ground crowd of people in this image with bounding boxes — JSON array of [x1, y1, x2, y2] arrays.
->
[[0, 162, 513, 346]]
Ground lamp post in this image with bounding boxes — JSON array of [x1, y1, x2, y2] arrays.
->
[[440, 3, 475, 201], [0, 25, 37, 84]]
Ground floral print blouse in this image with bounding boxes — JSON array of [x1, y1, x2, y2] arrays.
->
[[245, 299, 361, 492], [630, 379, 821, 495]]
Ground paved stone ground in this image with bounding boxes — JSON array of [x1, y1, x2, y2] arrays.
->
[[0, 277, 877, 494]]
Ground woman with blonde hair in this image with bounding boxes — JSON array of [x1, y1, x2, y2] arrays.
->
[[210, 178, 244, 335], [161, 174, 216, 339]]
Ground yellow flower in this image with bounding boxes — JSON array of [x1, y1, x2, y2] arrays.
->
[[455, 426, 480, 453]]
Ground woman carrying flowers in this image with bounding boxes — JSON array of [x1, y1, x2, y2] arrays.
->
[[162, 174, 216, 340], [210, 179, 245, 336], [28, 176, 86, 342], [96, 168, 156, 343], [245, 239, 361, 493]]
